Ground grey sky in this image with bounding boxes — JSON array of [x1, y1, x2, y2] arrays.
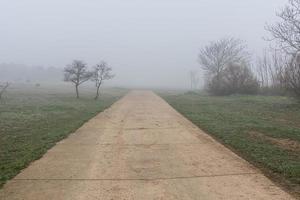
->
[[0, 0, 287, 89]]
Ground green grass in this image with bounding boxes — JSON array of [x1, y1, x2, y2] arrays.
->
[[0, 84, 127, 187], [159, 91, 300, 197]]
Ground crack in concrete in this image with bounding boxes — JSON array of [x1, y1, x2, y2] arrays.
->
[[13, 173, 260, 181]]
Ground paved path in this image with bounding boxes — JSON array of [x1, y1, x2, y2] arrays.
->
[[0, 91, 294, 199]]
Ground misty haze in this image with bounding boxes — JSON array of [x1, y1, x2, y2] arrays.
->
[[0, 0, 299, 199], [0, 0, 288, 89]]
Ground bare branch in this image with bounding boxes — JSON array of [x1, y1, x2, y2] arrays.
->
[[265, 0, 300, 54]]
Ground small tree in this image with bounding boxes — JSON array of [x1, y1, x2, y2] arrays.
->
[[189, 70, 200, 90], [0, 82, 10, 100], [92, 61, 114, 100], [199, 37, 250, 94], [199, 37, 250, 76], [285, 52, 300, 96], [256, 51, 271, 88], [255, 50, 288, 95], [64, 60, 92, 98]]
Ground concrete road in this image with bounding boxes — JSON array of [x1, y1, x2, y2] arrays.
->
[[0, 91, 294, 199]]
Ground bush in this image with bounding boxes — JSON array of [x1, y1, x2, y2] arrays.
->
[[259, 86, 287, 96], [207, 63, 259, 95]]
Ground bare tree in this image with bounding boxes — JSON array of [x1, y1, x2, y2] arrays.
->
[[199, 37, 250, 76], [271, 51, 288, 88], [265, 0, 300, 54], [264, 0, 300, 94], [265, 0, 300, 97], [256, 50, 272, 87], [255, 50, 289, 95], [285, 52, 300, 96], [0, 82, 10, 100], [198, 37, 250, 94], [189, 70, 200, 90], [64, 60, 92, 98], [92, 61, 114, 100]]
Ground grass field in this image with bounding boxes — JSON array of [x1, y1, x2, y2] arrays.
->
[[0, 84, 127, 187], [159, 91, 300, 197]]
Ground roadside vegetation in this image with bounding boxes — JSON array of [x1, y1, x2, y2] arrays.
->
[[163, 1, 300, 197], [160, 91, 300, 197], [190, 0, 300, 98], [0, 84, 127, 188]]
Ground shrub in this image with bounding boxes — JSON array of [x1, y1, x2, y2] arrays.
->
[[207, 63, 259, 95]]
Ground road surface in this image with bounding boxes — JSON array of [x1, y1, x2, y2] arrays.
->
[[0, 91, 294, 199]]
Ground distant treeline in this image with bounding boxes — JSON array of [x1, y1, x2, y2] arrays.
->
[[0, 64, 62, 83]]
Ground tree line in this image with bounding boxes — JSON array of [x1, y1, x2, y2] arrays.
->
[[64, 60, 114, 99], [198, 0, 300, 98], [0, 61, 114, 101]]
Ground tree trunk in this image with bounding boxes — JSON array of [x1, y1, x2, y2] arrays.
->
[[0, 90, 3, 100], [216, 72, 221, 93], [95, 85, 101, 100], [95, 80, 102, 100], [0, 83, 9, 100], [75, 85, 79, 99]]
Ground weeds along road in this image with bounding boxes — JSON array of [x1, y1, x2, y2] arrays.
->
[[0, 91, 294, 199]]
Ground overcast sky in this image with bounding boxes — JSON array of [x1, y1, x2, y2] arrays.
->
[[0, 0, 287, 89]]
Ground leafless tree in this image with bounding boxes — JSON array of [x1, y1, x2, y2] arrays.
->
[[92, 61, 114, 100], [265, 50, 289, 89], [255, 50, 290, 95], [0, 82, 10, 100], [285, 52, 300, 96], [272, 51, 288, 88], [256, 50, 272, 87], [265, 0, 300, 97], [199, 37, 250, 77], [189, 70, 199, 90], [265, 0, 300, 54], [64, 60, 92, 98], [198, 37, 250, 94]]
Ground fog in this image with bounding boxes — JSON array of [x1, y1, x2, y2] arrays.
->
[[0, 0, 287, 89]]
